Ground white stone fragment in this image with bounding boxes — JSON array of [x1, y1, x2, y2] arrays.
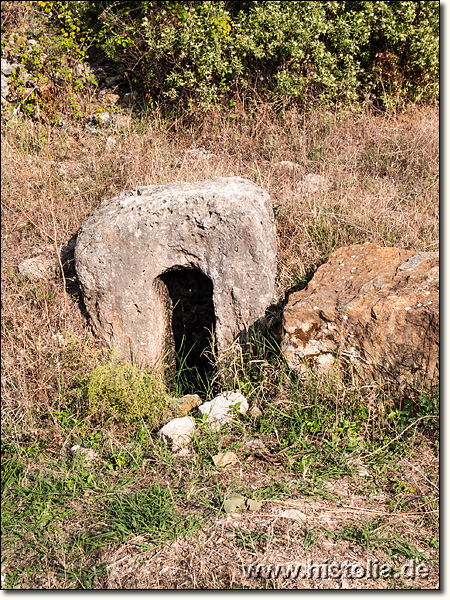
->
[[274, 160, 300, 170], [298, 173, 328, 193], [198, 391, 248, 431], [18, 256, 56, 282], [70, 445, 99, 464], [158, 416, 196, 451]]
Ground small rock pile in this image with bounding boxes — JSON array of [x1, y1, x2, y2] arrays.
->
[[158, 391, 249, 452]]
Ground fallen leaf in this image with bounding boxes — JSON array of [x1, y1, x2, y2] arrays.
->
[[278, 509, 307, 522], [213, 452, 238, 467]]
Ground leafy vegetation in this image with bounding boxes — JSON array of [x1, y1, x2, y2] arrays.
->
[[1, 1, 96, 121], [85, 354, 170, 425], [2, 0, 439, 117], [84, 0, 439, 111]]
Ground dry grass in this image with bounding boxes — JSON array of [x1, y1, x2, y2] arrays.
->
[[1, 98, 439, 589], [1, 101, 439, 426]]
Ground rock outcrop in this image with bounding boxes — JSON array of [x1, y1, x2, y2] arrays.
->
[[75, 177, 277, 368], [283, 243, 439, 386]]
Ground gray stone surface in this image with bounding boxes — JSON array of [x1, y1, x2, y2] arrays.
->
[[1, 59, 16, 78], [75, 177, 277, 367]]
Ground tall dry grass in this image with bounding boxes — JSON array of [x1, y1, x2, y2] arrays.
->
[[1, 101, 439, 431]]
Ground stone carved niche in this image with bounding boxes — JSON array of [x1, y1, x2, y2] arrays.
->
[[75, 177, 277, 372], [156, 267, 216, 375]]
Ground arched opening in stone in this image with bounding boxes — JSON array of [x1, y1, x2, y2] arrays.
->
[[157, 267, 216, 387]]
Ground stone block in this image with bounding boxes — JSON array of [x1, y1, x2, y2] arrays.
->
[[283, 243, 439, 385], [75, 177, 277, 369]]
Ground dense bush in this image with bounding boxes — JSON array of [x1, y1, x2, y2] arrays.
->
[[2, 1, 439, 113], [72, 0, 439, 111], [85, 355, 170, 425]]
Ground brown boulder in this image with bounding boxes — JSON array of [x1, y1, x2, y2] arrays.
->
[[283, 244, 439, 386]]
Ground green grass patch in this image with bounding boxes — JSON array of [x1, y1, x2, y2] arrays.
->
[[92, 482, 202, 549]]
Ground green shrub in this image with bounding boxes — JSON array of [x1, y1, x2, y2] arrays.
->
[[1, 1, 96, 121], [2, 1, 439, 114], [85, 355, 170, 425], [62, 0, 438, 112]]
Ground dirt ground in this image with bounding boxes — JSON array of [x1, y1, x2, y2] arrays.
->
[[103, 446, 438, 590]]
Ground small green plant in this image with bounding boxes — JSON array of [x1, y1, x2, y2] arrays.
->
[[234, 529, 268, 552], [85, 355, 170, 426], [385, 535, 425, 560], [253, 481, 308, 501], [1, 454, 21, 498], [303, 526, 319, 551], [191, 421, 222, 461], [338, 522, 377, 548]]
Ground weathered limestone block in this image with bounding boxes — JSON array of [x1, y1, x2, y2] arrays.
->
[[75, 177, 277, 367], [283, 243, 439, 385]]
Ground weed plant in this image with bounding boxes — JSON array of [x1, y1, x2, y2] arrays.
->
[[85, 353, 170, 426]]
